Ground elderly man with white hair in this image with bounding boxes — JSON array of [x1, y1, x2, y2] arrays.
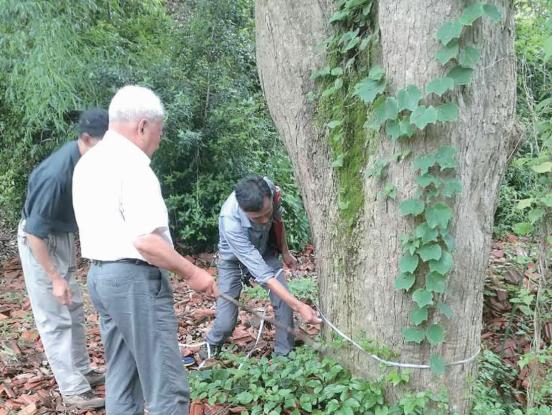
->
[[73, 85, 217, 414]]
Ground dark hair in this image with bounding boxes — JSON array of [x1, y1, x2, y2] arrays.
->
[[78, 107, 108, 138], [235, 175, 271, 212]]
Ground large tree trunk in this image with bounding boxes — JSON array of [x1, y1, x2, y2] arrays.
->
[[256, 1, 516, 413]]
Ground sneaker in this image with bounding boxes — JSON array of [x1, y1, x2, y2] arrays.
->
[[182, 355, 196, 367], [198, 343, 221, 361], [84, 369, 105, 386], [63, 390, 105, 409]]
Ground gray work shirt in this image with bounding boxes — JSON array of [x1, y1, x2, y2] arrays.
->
[[22, 141, 80, 239], [218, 178, 283, 283]]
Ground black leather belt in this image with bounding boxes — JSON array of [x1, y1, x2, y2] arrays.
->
[[92, 258, 152, 267]]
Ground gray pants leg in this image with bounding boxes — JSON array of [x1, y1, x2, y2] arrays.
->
[[206, 259, 294, 355], [17, 221, 91, 396], [205, 264, 243, 347], [87, 263, 189, 415]]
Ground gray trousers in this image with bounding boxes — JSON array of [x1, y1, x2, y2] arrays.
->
[[17, 221, 92, 396], [206, 258, 294, 356], [87, 262, 189, 415]]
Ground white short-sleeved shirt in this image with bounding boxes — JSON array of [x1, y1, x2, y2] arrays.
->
[[72, 130, 172, 261]]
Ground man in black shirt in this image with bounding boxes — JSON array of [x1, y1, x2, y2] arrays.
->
[[17, 108, 108, 410]]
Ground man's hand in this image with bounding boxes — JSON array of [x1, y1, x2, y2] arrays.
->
[[298, 303, 321, 324], [52, 276, 72, 305], [188, 267, 218, 297], [282, 251, 298, 270], [205, 279, 219, 298]]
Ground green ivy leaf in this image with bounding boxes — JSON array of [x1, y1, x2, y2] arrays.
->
[[412, 289, 434, 308], [437, 302, 453, 319], [237, 391, 255, 405], [410, 105, 438, 129], [353, 78, 386, 104], [459, 3, 485, 26], [425, 203, 453, 229], [342, 35, 360, 52], [310, 66, 331, 80], [411, 307, 428, 326], [402, 327, 425, 344], [385, 120, 401, 140], [430, 354, 446, 375], [330, 132, 343, 145], [516, 198, 534, 210], [381, 183, 397, 200], [399, 119, 415, 138], [441, 231, 456, 251], [483, 4, 502, 22], [359, 36, 372, 51], [418, 243, 442, 262], [329, 9, 350, 23], [513, 222, 534, 236], [397, 85, 422, 111], [429, 251, 453, 275], [399, 254, 420, 273], [395, 273, 416, 290], [531, 161, 552, 173], [368, 96, 399, 130], [426, 272, 446, 293], [435, 146, 457, 169], [426, 324, 445, 345], [426, 77, 455, 97], [339, 30, 359, 45], [435, 39, 459, 65], [399, 199, 425, 216], [375, 406, 390, 415], [447, 66, 474, 86], [327, 120, 343, 129], [330, 67, 344, 76], [528, 208, 545, 224], [331, 154, 344, 168], [435, 20, 463, 45], [322, 86, 338, 97], [416, 173, 441, 189], [366, 158, 389, 178], [442, 178, 462, 197], [369, 65, 386, 81], [415, 223, 439, 243], [540, 193, 552, 208], [413, 154, 436, 174], [458, 46, 481, 68], [436, 103, 459, 122]]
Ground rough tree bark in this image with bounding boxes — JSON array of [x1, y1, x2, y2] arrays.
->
[[256, 0, 516, 413]]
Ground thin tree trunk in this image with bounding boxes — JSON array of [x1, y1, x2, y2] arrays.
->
[[256, 1, 516, 413]]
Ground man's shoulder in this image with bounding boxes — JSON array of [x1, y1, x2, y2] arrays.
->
[[220, 194, 244, 225], [32, 140, 77, 174]]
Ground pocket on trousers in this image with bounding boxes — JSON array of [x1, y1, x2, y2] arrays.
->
[[148, 276, 163, 298], [97, 274, 134, 292]]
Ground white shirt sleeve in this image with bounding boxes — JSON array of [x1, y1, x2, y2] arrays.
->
[[120, 167, 170, 241]]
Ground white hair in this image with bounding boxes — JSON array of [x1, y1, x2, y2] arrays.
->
[[108, 85, 165, 122]]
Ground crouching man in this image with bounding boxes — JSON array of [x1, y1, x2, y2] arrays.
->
[[202, 175, 320, 359]]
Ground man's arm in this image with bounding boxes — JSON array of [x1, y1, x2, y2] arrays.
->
[[222, 222, 320, 323], [24, 179, 73, 305], [26, 234, 72, 305], [265, 277, 321, 323], [134, 231, 218, 297]]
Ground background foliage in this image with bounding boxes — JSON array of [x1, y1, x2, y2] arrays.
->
[[0, 0, 309, 252], [0, 0, 551, 412]]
